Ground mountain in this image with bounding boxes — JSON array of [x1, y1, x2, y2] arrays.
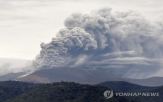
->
[[0, 81, 162, 102], [98, 81, 157, 92], [18, 67, 123, 84], [5, 81, 137, 102], [123, 77, 163, 86], [17, 67, 163, 87]]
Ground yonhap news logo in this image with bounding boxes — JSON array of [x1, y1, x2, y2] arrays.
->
[[104, 90, 114, 99], [104, 89, 159, 99]]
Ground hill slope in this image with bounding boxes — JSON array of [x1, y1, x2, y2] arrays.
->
[[0, 81, 36, 102], [143, 86, 163, 102], [99, 81, 163, 102], [124, 77, 163, 86], [5, 82, 137, 102]]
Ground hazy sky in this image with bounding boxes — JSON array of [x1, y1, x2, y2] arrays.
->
[[0, 0, 163, 60]]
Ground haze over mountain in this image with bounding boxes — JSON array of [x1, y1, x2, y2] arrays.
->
[[0, 58, 32, 76]]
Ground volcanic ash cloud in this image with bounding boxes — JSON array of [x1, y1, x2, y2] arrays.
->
[[32, 7, 163, 78]]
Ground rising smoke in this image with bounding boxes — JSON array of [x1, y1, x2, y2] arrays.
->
[[33, 7, 163, 78], [0, 60, 32, 76]]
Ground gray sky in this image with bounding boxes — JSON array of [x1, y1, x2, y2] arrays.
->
[[0, 0, 163, 60]]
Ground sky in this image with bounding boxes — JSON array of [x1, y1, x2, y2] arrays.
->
[[0, 0, 163, 60]]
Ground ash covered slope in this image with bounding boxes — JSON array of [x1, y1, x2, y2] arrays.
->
[[18, 67, 122, 84]]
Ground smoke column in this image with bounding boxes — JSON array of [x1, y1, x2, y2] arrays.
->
[[33, 7, 163, 78]]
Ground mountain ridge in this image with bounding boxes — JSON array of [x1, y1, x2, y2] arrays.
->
[[16, 67, 163, 87]]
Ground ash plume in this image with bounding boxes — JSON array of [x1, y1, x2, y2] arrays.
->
[[33, 7, 163, 78]]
